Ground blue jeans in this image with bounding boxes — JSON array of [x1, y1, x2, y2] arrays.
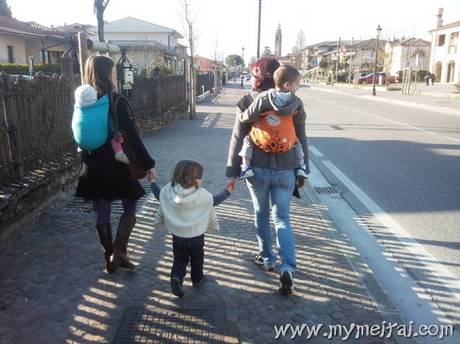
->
[[246, 167, 297, 273], [171, 234, 205, 284]]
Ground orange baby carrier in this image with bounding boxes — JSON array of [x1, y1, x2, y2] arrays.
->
[[249, 110, 298, 154]]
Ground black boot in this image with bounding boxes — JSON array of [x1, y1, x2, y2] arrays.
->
[[95, 223, 116, 273], [113, 213, 136, 269]]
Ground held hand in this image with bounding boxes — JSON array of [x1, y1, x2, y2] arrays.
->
[[296, 178, 307, 189], [226, 184, 234, 194], [146, 168, 157, 183], [225, 178, 237, 192]]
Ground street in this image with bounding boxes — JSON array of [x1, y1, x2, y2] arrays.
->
[[297, 84, 460, 332]]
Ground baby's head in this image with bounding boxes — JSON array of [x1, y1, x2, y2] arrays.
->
[[171, 160, 204, 189], [273, 65, 301, 93], [75, 84, 97, 107]]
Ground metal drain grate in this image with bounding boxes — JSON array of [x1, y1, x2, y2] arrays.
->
[[61, 183, 151, 214], [113, 307, 224, 344], [314, 186, 339, 194]]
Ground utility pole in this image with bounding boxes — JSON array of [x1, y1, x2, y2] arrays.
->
[[257, 0, 262, 59]]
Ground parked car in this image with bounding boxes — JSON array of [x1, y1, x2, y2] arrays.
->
[[245, 74, 251, 81], [358, 72, 395, 85]]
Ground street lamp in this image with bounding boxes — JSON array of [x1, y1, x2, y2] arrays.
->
[[241, 46, 245, 87], [372, 24, 382, 96], [257, 0, 262, 59]]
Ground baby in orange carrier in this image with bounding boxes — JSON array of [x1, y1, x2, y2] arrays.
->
[[238, 65, 308, 180]]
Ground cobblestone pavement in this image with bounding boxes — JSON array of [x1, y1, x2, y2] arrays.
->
[[1, 81, 449, 343]]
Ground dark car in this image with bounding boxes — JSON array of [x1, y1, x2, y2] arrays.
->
[[358, 72, 395, 85]]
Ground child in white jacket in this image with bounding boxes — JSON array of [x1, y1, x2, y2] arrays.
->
[[150, 160, 233, 297]]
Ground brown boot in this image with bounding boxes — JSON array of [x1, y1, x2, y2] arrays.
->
[[113, 213, 136, 269], [95, 223, 116, 273]]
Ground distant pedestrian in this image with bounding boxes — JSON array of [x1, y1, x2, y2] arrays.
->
[[425, 72, 431, 86], [150, 160, 233, 298], [431, 73, 436, 85]]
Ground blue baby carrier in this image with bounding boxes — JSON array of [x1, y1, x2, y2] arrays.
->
[[71, 94, 110, 150]]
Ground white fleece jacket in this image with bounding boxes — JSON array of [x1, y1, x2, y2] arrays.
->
[[153, 182, 219, 238]]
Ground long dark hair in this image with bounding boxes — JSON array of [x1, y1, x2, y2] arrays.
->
[[84, 55, 114, 98], [250, 57, 280, 92]]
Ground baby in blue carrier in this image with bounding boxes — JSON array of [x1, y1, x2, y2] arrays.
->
[[74, 85, 129, 164]]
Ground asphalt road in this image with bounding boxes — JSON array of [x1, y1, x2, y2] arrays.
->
[[297, 86, 460, 324]]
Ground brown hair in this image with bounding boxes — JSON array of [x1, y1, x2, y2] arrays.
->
[[273, 65, 300, 90], [171, 160, 204, 188], [250, 57, 280, 92], [84, 55, 115, 97]]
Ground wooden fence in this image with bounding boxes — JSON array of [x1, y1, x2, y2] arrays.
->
[[0, 67, 187, 247]]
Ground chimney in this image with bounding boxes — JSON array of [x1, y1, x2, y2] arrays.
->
[[437, 8, 443, 29]]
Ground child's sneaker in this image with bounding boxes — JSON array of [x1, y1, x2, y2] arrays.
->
[[115, 151, 130, 165], [238, 166, 254, 180], [295, 168, 308, 179], [279, 271, 294, 295], [171, 277, 184, 297], [193, 275, 206, 287]]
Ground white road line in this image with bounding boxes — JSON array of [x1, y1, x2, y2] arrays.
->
[[322, 159, 460, 300], [446, 136, 460, 143], [308, 145, 324, 158], [351, 109, 437, 135]]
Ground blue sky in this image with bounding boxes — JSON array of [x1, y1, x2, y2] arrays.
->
[[9, 0, 460, 61]]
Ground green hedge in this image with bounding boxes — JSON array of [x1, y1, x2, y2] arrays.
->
[[0, 63, 61, 76]]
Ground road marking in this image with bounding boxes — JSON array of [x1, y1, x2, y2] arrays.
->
[[308, 145, 324, 158], [322, 159, 460, 300], [351, 109, 437, 135], [446, 136, 460, 143]]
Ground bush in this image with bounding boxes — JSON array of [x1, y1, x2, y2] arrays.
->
[[0, 63, 61, 76]]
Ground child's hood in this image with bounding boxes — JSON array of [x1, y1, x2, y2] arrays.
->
[[171, 184, 201, 204], [266, 89, 300, 116], [75, 84, 97, 107]]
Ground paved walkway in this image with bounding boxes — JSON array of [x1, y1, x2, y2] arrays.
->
[[2, 81, 457, 343]]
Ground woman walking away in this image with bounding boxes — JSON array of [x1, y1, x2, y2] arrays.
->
[[73, 55, 157, 273], [225, 57, 309, 295]]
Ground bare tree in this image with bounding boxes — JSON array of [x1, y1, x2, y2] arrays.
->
[[210, 34, 223, 97], [93, 0, 110, 42], [180, 0, 199, 119], [292, 30, 306, 69]]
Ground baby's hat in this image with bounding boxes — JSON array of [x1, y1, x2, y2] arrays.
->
[[75, 84, 97, 107]]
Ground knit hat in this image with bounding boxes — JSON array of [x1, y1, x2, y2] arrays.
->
[[75, 84, 97, 107]]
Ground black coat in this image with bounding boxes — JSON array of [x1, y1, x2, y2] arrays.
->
[[75, 93, 155, 202]]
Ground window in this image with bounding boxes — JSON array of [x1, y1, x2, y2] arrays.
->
[[39, 50, 50, 64], [438, 34, 445, 47], [50, 51, 63, 63], [449, 32, 458, 54], [7, 46, 14, 63]]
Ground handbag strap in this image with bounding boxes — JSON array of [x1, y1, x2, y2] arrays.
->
[[111, 94, 140, 134]]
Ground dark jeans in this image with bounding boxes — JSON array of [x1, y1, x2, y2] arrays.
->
[[171, 234, 205, 284]]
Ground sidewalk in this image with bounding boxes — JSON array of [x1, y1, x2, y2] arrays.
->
[[0, 82, 431, 344]]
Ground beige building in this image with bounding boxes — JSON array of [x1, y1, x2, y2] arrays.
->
[[0, 14, 71, 65], [88, 17, 187, 74], [429, 8, 460, 83], [385, 38, 431, 78]]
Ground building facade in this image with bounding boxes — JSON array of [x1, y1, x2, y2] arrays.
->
[[87, 17, 187, 74], [429, 8, 460, 83], [0, 15, 71, 65]]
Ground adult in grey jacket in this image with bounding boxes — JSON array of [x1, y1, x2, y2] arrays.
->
[[225, 58, 309, 295]]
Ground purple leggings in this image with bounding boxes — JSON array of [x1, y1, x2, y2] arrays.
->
[[95, 198, 137, 225]]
